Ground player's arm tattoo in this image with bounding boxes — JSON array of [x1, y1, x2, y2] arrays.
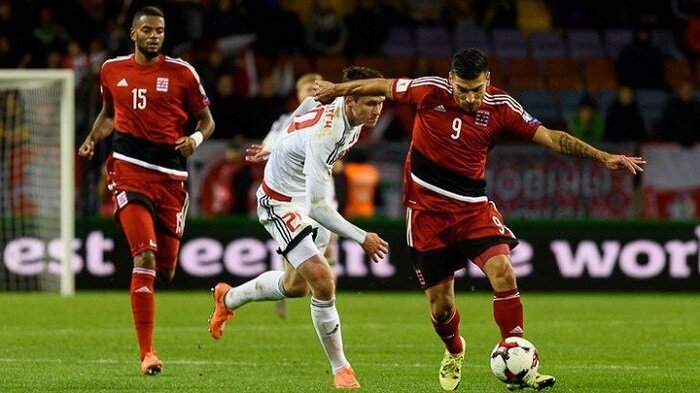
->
[[557, 133, 599, 159]]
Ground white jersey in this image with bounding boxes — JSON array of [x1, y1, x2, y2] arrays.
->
[[261, 96, 365, 243], [262, 113, 289, 148]]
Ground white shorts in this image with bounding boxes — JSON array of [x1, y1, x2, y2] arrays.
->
[[256, 186, 331, 268]]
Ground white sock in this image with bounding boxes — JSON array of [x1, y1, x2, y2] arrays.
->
[[310, 297, 350, 374], [224, 270, 286, 310]]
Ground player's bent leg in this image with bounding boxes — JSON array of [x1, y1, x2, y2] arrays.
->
[[282, 260, 310, 298], [275, 260, 308, 319]]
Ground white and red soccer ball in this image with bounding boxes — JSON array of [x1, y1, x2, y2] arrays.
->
[[489, 337, 540, 384]]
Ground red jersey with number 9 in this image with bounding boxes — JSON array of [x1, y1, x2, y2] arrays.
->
[[391, 77, 541, 213]]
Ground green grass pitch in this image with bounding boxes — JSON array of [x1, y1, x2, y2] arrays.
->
[[1, 291, 698, 392]]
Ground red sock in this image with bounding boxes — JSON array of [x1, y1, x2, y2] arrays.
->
[[130, 268, 156, 359], [431, 309, 463, 354], [493, 288, 524, 340]]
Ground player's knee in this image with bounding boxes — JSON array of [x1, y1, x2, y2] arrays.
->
[[489, 261, 517, 289], [309, 277, 335, 300], [134, 250, 156, 269], [284, 281, 309, 298], [430, 305, 455, 323]]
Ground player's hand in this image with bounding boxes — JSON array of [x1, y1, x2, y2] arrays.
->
[[361, 232, 389, 263], [602, 154, 646, 174], [78, 138, 95, 160], [175, 136, 196, 157], [245, 144, 270, 162], [312, 80, 337, 104]]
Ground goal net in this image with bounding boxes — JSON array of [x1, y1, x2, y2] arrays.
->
[[0, 70, 75, 296]]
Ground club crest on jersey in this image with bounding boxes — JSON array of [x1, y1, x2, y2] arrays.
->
[[475, 109, 490, 126], [156, 77, 169, 92]]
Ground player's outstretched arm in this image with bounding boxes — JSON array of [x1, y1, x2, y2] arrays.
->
[[78, 101, 114, 160], [313, 79, 394, 104], [532, 126, 646, 174]]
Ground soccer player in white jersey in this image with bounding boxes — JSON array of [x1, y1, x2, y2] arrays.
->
[[208, 66, 389, 389], [314, 49, 645, 391], [260, 72, 343, 319]]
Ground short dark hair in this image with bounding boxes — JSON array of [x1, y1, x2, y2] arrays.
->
[[342, 66, 383, 82], [451, 48, 489, 80], [132, 6, 164, 26]]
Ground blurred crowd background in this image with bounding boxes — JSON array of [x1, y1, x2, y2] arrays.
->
[[2, 0, 700, 220]]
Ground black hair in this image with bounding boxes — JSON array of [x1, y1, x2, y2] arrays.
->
[[342, 66, 383, 82], [132, 6, 164, 26], [451, 48, 489, 80]]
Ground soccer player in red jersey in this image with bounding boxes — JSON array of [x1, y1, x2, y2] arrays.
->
[[314, 49, 645, 390], [78, 6, 214, 375]]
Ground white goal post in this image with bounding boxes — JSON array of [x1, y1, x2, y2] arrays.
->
[[0, 69, 75, 296]]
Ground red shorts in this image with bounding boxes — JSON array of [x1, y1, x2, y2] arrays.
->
[[406, 201, 518, 289], [106, 157, 189, 259]]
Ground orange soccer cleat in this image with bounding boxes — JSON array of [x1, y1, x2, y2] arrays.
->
[[140, 351, 163, 376], [333, 366, 361, 389], [208, 283, 234, 339]]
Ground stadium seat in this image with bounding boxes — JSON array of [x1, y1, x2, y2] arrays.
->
[[380, 27, 416, 57], [254, 55, 273, 78], [603, 29, 634, 59], [386, 56, 415, 78], [492, 28, 529, 59], [581, 57, 617, 92], [454, 27, 491, 54], [505, 58, 544, 92], [429, 56, 453, 77], [595, 89, 618, 115], [558, 89, 587, 119], [664, 58, 694, 89], [416, 26, 453, 57], [651, 29, 683, 59], [529, 31, 566, 59], [488, 58, 507, 90], [567, 29, 605, 60], [315, 55, 349, 82], [635, 89, 668, 130], [353, 56, 388, 76], [516, 89, 559, 123], [544, 58, 583, 92]]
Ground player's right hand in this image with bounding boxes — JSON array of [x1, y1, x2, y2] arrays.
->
[[361, 232, 389, 263], [78, 139, 95, 160], [245, 144, 270, 163], [312, 80, 337, 104]]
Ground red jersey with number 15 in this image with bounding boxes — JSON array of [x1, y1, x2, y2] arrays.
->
[[391, 77, 541, 213], [101, 54, 209, 143]]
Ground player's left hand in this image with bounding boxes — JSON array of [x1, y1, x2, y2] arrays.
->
[[603, 154, 646, 174], [245, 144, 270, 162], [312, 80, 337, 104], [175, 136, 196, 157]]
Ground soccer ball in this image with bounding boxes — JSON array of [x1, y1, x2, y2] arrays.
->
[[489, 337, 540, 384]]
